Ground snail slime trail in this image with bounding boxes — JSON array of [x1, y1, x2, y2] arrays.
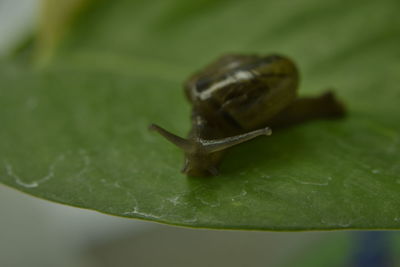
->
[[150, 54, 346, 176]]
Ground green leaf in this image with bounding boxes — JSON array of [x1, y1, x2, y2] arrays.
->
[[1, 0, 400, 230]]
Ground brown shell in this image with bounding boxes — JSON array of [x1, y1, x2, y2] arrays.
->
[[184, 54, 299, 131]]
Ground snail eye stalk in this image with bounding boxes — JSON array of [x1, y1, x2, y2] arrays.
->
[[198, 127, 272, 153], [149, 124, 194, 153], [150, 124, 271, 154]]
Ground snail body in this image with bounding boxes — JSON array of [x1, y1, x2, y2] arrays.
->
[[151, 54, 345, 176]]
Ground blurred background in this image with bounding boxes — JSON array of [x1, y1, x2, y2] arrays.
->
[[1, 0, 399, 266], [0, 0, 38, 57]]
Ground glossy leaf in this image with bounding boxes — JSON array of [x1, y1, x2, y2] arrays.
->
[[1, 0, 400, 230]]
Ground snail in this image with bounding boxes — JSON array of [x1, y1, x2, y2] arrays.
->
[[150, 54, 345, 176]]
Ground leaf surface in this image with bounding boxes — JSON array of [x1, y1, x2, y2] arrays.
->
[[1, 0, 400, 230]]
